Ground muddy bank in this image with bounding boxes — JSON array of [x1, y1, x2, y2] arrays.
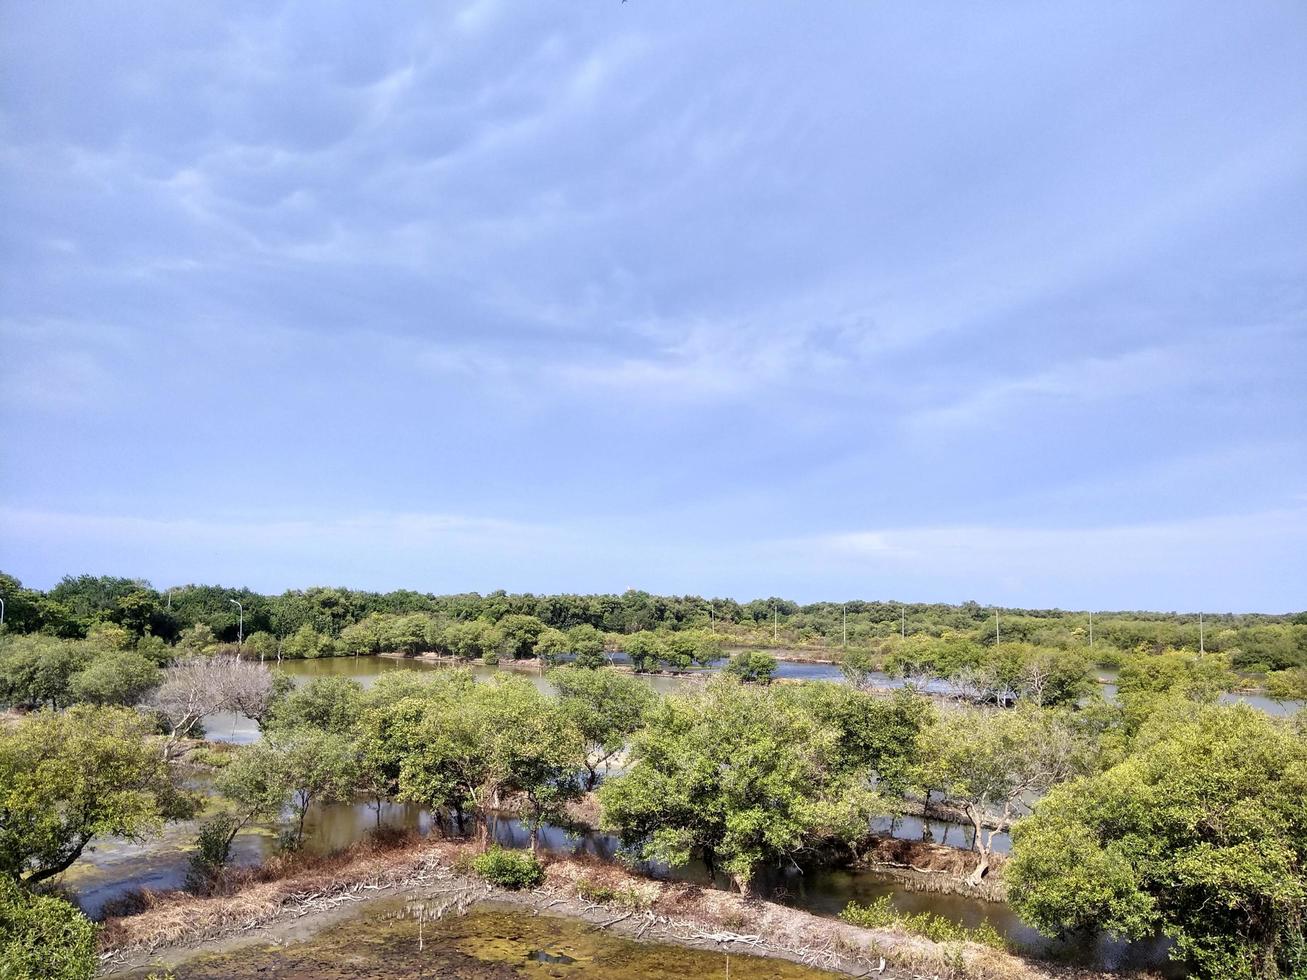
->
[[99, 837, 1087, 980], [857, 837, 1007, 904]]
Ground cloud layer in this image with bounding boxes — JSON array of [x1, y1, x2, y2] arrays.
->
[[1, 1, 1304, 608]]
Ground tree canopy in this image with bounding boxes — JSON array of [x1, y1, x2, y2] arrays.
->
[[0, 706, 195, 885], [1008, 703, 1307, 979]]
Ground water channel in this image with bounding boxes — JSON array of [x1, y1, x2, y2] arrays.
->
[[66, 653, 1221, 974]]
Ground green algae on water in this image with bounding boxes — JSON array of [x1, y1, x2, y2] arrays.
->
[[129, 899, 847, 979]]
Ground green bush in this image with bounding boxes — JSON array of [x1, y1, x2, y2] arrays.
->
[[185, 744, 237, 768], [0, 874, 98, 980], [471, 846, 544, 890], [185, 813, 241, 893], [839, 897, 1006, 950], [575, 878, 616, 904]]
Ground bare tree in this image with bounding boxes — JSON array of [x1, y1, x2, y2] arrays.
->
[[150, 656, 276, 761]]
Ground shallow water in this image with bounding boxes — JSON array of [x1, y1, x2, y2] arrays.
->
[[71, 791, 1176, 972], [121, 899, 846, 979], [83, 653, 1228, 975]]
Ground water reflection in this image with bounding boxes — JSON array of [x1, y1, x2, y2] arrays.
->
[[70, 790, 1175, 973]]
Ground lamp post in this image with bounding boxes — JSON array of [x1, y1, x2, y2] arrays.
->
[[842, 603, 847, 648], [228, 599, 243, 650], [901, 606, 906, 639], [706, 599, 714, 632], [773, 603, 778, 643], [994, 607, 1000, 645], [0, 596, 5, 629]]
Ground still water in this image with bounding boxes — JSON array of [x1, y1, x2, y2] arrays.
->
[[71, 654, 1245, 975], [202, 655, 1301, 746], [120, 899, 847, 980], [69, 777, 1169, 973]]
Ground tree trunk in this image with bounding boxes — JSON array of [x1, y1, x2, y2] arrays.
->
[[964, 805, 990, 886], [22, 836, 90, 886]]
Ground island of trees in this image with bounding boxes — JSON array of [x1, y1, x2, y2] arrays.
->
[[1, 571, 1304, 979]]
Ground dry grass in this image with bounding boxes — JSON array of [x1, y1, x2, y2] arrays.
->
[[99, 831, 455, 952]]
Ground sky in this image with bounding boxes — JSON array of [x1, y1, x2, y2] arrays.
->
[[1, 1, 1305, 611]]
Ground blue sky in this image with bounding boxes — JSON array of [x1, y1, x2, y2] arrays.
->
[[2, 1, 1304, 610]]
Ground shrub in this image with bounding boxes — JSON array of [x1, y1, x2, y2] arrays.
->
[[0, 874, 98, 980], [573, 878, 652, 909], [840, 897, 1006, 950], [185, 813, 241, 893], [723, 650, 778, 684], [185, 744, 238, 769], [472, 846, 544, 890], [576, 878, 616, 904]]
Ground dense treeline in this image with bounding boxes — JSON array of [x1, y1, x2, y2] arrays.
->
[[3, 571, 1305, 673]]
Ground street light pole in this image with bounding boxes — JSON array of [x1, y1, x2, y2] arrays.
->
[[228, 599, 243, 650], [1199, 612, 1204, 655], [901, 606, 905, 639], [994, 608, 1000, 645], [0, 597, 5, 628], [842, 603, 847, 648], [706, 599, 714, 632], [773, 603, 778, 643]]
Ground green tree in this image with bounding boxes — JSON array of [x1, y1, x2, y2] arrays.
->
[[244, 630, 280, 662], [550, 667, 655, 789], [439, 620, 501, 661], [497, 614, 546, 660], [723, 650, 777, 684], [371, 675, 582, 850], [67, 650, 160, 706], [1008, 704, 1307, 979], [384, 613, 432, 656], [0, 636, 91, 709], [176, 622, 218, 655], [226, 730, 359, 850], [838, 646, 878, 690], [567, 624, 607, 668], [281, 624, 334, 659], [622, 631, 666, 673], [359, 675, 479, 833], [534, 627, 571, 666], [781, 685, 932, 796], [0, 874, 97, 980], [1117, 651, 1235, 705], [0, 707, 195, 884], [84, 621, 134, 652], [663, 628, 722, 669], [916, 704, 1093, 884], [264, 677, 364, 734], [1266, 667, 1307, 703], [476, 677, 585, 852], [600, 678, 885, 891]]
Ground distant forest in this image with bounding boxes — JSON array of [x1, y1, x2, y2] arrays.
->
[[2, 572, 1304, 673]]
